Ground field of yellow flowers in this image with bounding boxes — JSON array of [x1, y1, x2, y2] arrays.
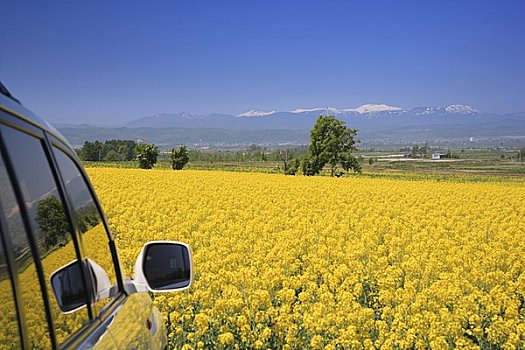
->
[[88, 168, 525, 350]]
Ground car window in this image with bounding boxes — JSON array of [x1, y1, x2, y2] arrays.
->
[[0, 141, 52, 349], [0, 245, 20, 350], [52, 147, 120, 313], [0, 186, 22, 349], [0, 126, 89, 345]]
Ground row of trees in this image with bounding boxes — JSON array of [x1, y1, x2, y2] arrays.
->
[[79, 140, 137, 161], [188, 146, 308, 163], [410, 144, 429, 159], [78, 140, 189, 170], [76, 116, 361, 176], [133, 144, 191, 170]]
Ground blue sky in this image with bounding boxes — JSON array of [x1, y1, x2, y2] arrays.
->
[[1, 1, 524, 124]]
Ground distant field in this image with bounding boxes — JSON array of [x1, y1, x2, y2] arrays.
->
[[360, 149, 524, 177], [83, 148, 525, 180], [364, 159, 525, 177]]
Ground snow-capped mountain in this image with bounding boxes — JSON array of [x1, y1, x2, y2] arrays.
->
[[287, 104, 477, 116], [238, 110, 276, 117], [289, 104, 403, 115], [445, 104, 478, 114], [411, 105, 478, 116], [350, 104, 403, 114], [290, 107, 341, 114], [126, 104, 487, 130]]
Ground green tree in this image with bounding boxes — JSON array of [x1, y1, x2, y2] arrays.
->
[[276, 148, 295, 174], [80, 141, 102, 161], [307, 115, 361, 176], [411, 143, 428, 159], [135, 143, 159, 169], [518, 147, 525, 162], [118, 143, 136, 160], [284, 158, 300, 175], [80, 139, 137, 161], [171, 145, 190, 170], [301, 157, 317, 176], [35, 197, 69, 249], [102, 140, 137, 161], [103, 149, 123, 161]]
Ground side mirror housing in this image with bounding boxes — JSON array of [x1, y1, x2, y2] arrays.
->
[[133, 241, 193, 292], [50, 258, 112, 313]]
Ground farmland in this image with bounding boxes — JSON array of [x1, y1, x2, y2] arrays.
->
[[88, 168, 525, 349], [82, 146, 525, 178]]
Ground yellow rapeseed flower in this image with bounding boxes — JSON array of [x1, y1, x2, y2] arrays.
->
[[78, 168, 525, 349]]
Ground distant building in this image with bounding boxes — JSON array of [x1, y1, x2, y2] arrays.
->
[[432, 153, 444, 160]]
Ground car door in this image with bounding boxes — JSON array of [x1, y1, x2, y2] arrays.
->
[[0, 114, 120, 349], [49, 140, 167, 349]]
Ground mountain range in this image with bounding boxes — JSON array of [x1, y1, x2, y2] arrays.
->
[[124, 104, 518, 131], [58, 104, 525, 149]]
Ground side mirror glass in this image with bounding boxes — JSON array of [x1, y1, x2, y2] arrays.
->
[[50, 260, 88, 313], [134, 241, 192, 292], [51, 259, 113, 313]]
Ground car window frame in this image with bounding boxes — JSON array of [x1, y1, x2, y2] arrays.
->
[[0, 189, 27, 349], [48, 136, 126, 306], [0, 108, 126, 298], [0, 117, 63, 348], [0, 111, 119, 348]]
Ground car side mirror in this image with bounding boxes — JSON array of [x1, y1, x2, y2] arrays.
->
[[50, 260, 88, 313], [51, 259, 112, 313], [133, 241, 192, 292]]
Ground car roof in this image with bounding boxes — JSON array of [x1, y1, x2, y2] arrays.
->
[[0, 90, 73, 150]]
